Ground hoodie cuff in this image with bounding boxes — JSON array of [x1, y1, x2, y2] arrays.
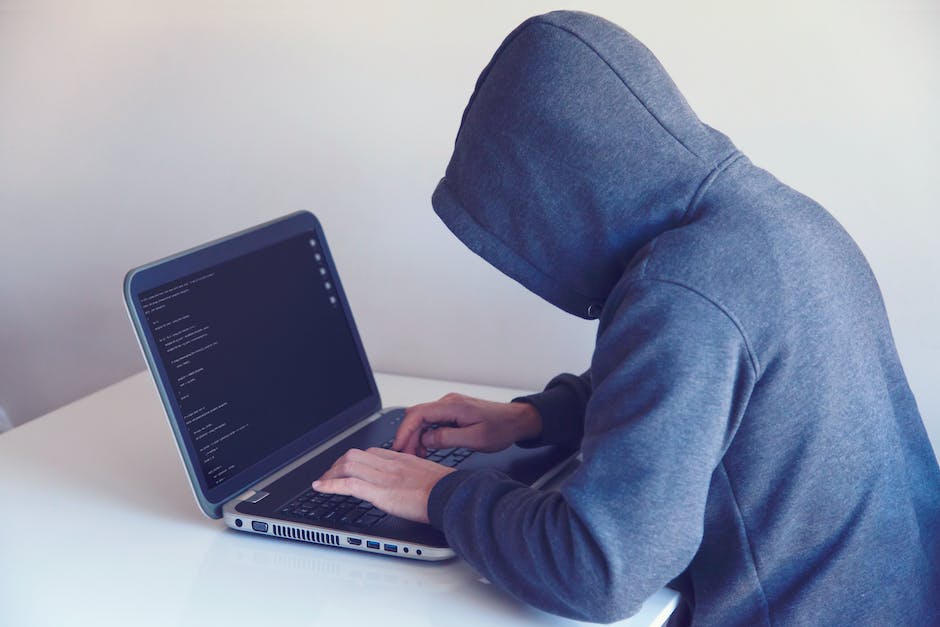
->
[[428, 470, 476, 531], [512, 373, 589, 449]]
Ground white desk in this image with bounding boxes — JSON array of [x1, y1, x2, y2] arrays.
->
[[0, 372, 679, 627]]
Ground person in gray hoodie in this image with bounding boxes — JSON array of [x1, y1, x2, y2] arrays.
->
[[313, 11, 940, 625]]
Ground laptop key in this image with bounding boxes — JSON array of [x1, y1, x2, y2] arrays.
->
[[339, 510, 364, 525], [359, 514, 383, 528]]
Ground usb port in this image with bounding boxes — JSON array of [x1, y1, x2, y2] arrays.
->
[[366, 540, 380, 550], [347, 537, 362, 546], [384, 543, 398, 553]]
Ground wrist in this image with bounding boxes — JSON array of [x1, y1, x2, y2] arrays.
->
[[427, 469, 472, 530], [511, 401, 542, 441]]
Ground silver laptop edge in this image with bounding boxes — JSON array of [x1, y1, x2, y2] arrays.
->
[[220, 405, 458, 560]]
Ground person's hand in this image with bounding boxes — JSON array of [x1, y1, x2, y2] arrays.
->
[[392, 392, 542, 458], [312, 447, 455, 524]]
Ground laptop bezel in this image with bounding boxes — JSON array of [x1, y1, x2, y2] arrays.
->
[[124, 211, 382, 518]]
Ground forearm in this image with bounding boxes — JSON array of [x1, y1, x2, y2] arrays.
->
[[428, 468, 651, 623]]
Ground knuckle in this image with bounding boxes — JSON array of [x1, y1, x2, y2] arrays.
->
[[399, 418, 420, 434], [404, 404, 426, 418]]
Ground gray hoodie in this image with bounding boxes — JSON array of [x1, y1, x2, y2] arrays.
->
[[426, 11, 939, 625]]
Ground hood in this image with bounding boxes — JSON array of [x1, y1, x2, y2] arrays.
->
[[432, 11, 738, 319]]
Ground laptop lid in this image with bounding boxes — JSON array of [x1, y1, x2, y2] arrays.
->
[[124, 211, 380, 518]]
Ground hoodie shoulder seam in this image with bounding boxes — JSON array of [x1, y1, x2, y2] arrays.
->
[[528, 18, 703, 161], [629, 276, 761, 377], [680, 151, 745, 224]]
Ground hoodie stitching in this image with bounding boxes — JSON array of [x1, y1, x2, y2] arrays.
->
[[638, 239, 658, 279], [680, 151, 745, 225], [721, 460, 774, 625], [628, 277, 761, 377], [530, 19, 703, 161], [455, 17, 542, 138]]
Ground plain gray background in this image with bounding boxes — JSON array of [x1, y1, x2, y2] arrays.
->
[[1, 0, 937, 458]]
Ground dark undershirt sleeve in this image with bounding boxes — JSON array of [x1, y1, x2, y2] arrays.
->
[[512, 370, 591, 449]]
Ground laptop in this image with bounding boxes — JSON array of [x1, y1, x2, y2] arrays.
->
[[124, 211, 576, 560]]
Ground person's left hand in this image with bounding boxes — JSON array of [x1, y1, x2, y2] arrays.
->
[[312, 447, 456, 524]]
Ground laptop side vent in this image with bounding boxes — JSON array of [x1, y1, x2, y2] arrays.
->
[[271, 524, 340, 546]]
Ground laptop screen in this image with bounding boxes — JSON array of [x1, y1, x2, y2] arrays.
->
[[135, 228, 373, 494]]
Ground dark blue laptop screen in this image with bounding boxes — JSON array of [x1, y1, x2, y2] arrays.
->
[[137, 232, 372, 490]]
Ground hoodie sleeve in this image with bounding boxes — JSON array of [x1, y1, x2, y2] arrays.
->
[[427, 279, 756, 622], [512, 370, 591, 449]]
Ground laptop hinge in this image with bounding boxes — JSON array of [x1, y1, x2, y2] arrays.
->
[[236, 489, 271, 503]]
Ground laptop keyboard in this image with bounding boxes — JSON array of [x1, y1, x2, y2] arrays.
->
[[278, 440, 475, 528]]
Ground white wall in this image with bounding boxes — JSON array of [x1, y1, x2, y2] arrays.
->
[[1, 0, 937, 455]]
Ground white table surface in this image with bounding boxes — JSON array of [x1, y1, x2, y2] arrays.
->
[[0, 371, 679, 627]]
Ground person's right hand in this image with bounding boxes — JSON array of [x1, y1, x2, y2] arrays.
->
[[392, 393, 543, 458]]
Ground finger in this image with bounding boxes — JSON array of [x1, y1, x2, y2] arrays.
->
[[420, 423, 485, 450], [316, 449, 361, 481], [312, 477, 377, 502], [414, 428, 434, 459], [366, 447, 439, 471], [393, 400, 466, 453], [393, 405, 437, 454], [317, 452, 391, 484], [399, 422, 423, 457], [365, 446, 406, 460], [342, 447, 393, 471]]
